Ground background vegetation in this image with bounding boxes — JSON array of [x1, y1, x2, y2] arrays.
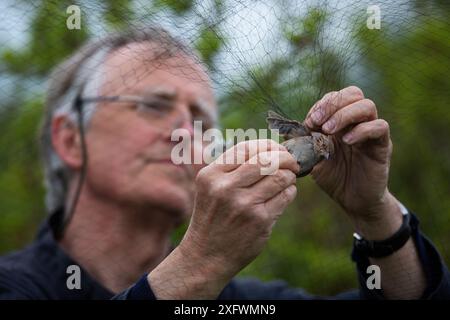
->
[[0, 0, 448, 295]]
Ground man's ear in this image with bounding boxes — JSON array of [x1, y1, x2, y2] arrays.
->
[[51, 115, 84, 170]]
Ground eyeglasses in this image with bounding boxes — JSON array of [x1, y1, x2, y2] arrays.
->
[[77, 94, 217, 131]]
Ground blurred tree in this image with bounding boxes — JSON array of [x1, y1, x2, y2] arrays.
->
[[153, 0, 193, 15], [0, 99, 45, 252], [103, 0, 134, 29], [2, 0, 88, 75], [0, 0, 90, 252]]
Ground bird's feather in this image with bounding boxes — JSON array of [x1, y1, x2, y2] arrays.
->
[[266, 111, 310, 139]]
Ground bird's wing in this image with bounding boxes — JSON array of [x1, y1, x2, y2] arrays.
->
[[266, 110, 310, 139]]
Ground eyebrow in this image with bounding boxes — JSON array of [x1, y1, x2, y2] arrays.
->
[[111, 87, 218, 127], [135, 86, 177, 100], [80, 90, 219, 127]]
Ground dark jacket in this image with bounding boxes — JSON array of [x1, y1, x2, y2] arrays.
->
[[0, 213, 449, 300]]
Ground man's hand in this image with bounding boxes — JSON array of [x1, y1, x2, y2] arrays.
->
[[148, 140, 300, 299], [304, 86, 398, 231], [305, 86, 426, 298]]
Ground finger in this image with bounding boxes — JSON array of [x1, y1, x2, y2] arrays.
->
[[264, 184, 297, 218], [212, 139, 286, 173], [342, 119, 390, 146], [304, 91, 337, 121], [249, 169, 297, 202], [230, 150, 299, 187], [305, 86, 365, 129], [321, 98, 378, 134]]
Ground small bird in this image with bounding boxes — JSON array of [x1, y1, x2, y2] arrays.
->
[[266, 111, 334, 177]]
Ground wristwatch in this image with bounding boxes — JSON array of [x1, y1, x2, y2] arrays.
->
[[353, 202, 411, 258]]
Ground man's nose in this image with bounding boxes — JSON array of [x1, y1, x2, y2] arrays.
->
[[172, 104, 194, 136], [178, 119, 195, 136]]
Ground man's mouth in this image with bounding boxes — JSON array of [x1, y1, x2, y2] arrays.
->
[[151, 159, 194, 178]]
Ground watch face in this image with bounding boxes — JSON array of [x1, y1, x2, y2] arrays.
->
[[353, 232, 363, 241], [398, 202, 409, 215]]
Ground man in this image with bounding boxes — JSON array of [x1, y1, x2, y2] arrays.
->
[[0, 27, 448, 300]]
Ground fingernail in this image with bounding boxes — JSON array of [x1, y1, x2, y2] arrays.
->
[[343, 132, 353, 144], [323, 119, 336, 133], [311, 109, 323, 124], [287, 184, 297, 195]]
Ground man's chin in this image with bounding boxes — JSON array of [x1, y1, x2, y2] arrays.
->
[[145, 186, 193, 221], [133, 164, 195, 219], [159, 200, 192, 227]]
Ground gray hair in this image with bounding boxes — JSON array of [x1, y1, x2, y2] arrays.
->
[[40, 26, 196, 224]]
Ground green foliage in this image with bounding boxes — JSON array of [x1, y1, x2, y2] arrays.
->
[[221, 7, 344, 127], [2, 1, 88, 76], [195, 27, 225, 69], [0, 99, 45, 253], [104, 0, 134, 29], [283, 7, 327, 48], [352, 8, 450, 260]]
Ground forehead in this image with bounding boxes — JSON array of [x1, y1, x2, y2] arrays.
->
[[101, 41, 215, 104]]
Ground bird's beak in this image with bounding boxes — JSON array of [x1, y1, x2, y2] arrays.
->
[[324, 152, 330, 160]]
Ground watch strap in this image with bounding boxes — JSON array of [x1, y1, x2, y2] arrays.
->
[[353, 209, 411, 258]]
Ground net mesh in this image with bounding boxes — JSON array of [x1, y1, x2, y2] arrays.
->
[[0, 0, 449, 295]]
